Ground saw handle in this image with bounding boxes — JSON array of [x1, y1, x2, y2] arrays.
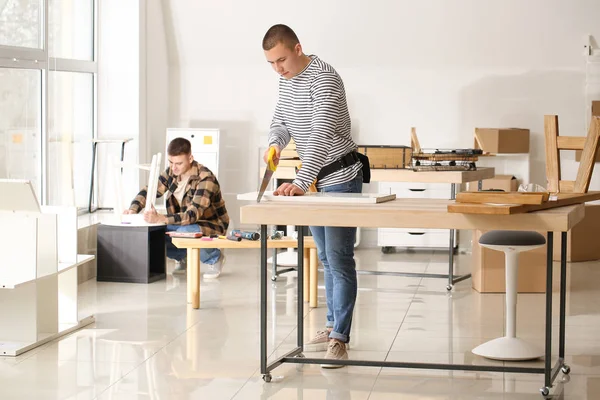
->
[[267, 146, 277, 171]]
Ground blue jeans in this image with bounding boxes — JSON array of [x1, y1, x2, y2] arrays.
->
[[309, 171, 362, 343], [165, 224, 221, 264]]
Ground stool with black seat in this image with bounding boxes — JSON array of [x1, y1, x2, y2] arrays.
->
[[472, 230, 546, 361]]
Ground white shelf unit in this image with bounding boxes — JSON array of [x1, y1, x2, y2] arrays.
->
[[0, 180, 95, 356], [377, 181, 457, 250]]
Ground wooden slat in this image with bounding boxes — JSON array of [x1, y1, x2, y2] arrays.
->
[[544, 115, 561, 193], [455, 192, 549, 205], [574, 117, 600, 193], [559, 180, 575, 192], [448, 191, 600, 215], [557, 136, 586, 150], [411, 127, 421, 153]]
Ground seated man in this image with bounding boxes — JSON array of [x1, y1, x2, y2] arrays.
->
[[124, 138, 229, 278]]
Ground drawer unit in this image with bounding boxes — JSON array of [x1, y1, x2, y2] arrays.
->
[[377, 181, 456, 250]]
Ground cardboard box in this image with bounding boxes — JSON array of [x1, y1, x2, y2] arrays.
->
[[474, 128, 530, 154], [468, 175, 518, 192], [553, 204, 600, 262], [471, 230, 547, 293], [357, 145, 412, 169]]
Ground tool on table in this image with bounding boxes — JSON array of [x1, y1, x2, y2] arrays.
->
[[219, 235, 242, 242], [230, 230, 260, 240], [257, 147, 277, 203]]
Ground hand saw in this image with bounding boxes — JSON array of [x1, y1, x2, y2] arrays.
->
[[257, 147, 277, 202]]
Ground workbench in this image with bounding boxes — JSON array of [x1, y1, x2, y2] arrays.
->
[[269, 166, 495, 290], [240, 197, 582, 397]]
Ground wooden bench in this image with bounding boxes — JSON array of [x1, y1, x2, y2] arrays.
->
[[172, 236, 318, 309]]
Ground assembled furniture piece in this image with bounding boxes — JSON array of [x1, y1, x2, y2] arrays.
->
[[471, 230, 546, 361], [0, 179, 95, 356], [240, 196, 581, 397], [88, 138, 133, 213], [172, 236, 318, 309]]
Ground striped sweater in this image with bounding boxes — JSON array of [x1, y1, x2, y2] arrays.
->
[[268, 55, 361, 191]]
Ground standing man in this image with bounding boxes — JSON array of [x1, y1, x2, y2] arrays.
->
[[262, 24, 363, 368], [125, 138, 229, 279]]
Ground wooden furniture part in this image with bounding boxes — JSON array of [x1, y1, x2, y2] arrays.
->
[[456, 192, 550, 205], [240, 196, 581, 394], [172, 237, 318, 309], [451, 116, 600, 215], [545, 115, 600, 194], [449, 191, 600, 215]]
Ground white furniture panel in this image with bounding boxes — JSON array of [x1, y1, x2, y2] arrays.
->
[[378, 181, 456, 249], [0, 180, 95, 356]]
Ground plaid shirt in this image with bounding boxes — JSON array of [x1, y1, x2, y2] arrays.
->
[[129, 161, 229, 235]]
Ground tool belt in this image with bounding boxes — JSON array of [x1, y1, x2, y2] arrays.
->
[[316, 150, 371, 183]]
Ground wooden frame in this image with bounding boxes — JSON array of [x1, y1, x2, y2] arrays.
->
[[545, 115, 600, 193]]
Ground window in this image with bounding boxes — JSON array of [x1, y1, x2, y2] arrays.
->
[[48, 0, 93, 60], [0, 0, 42, 49], [47, 71, 93, 206], [0, 67, 42, 197], [0, 1, 96, 209]]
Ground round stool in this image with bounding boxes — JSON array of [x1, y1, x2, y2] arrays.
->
[[472, 230, 546, 361]]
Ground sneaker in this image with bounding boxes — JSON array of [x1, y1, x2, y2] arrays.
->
[[203, 252, 226, 279], [321, 339, 348, 369], [304, 329, 350, 352], [172, 259, 187, 275]]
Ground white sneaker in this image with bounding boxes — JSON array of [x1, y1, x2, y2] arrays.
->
[[172, 259, 187, 275], [203, 252, 226, 279]]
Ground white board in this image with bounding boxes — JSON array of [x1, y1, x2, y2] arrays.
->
[[165, 128, 220, 177], [237, 191, 396, 204], [0, 179, 41, 213]]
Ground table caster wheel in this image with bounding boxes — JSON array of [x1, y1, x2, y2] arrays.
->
[[561, 364, 571, 375], [295, 353, 305, 358], [539, 386, 550, 397], [263, 374, 272, 383], [381, 246, 392, 254], [271, 276, 277, 282], [446, 285, 453, 291]]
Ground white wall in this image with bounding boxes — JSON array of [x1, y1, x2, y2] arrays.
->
[[144, 1, 600, 244]]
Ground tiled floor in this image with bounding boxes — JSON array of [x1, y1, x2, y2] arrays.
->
[[2, 248, 600, 399]]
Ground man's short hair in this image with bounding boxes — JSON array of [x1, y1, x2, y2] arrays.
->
[[167, 138, 192, 156], [262, 24, 300, 51]]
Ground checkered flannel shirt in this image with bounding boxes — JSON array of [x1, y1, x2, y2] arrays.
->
[[129, 161, 229, 235]]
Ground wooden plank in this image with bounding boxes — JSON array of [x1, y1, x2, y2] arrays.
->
[[574, 117, 600, 193], [557, 136, 586, 150], [559, 180, 575, 192], [455, 192, 549, 205], [411, 127, 421, 153], [544, 115, 561, 193], [448, 191, 600, 215]]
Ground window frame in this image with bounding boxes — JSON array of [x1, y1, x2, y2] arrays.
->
[[0, 0, 97, 210]]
